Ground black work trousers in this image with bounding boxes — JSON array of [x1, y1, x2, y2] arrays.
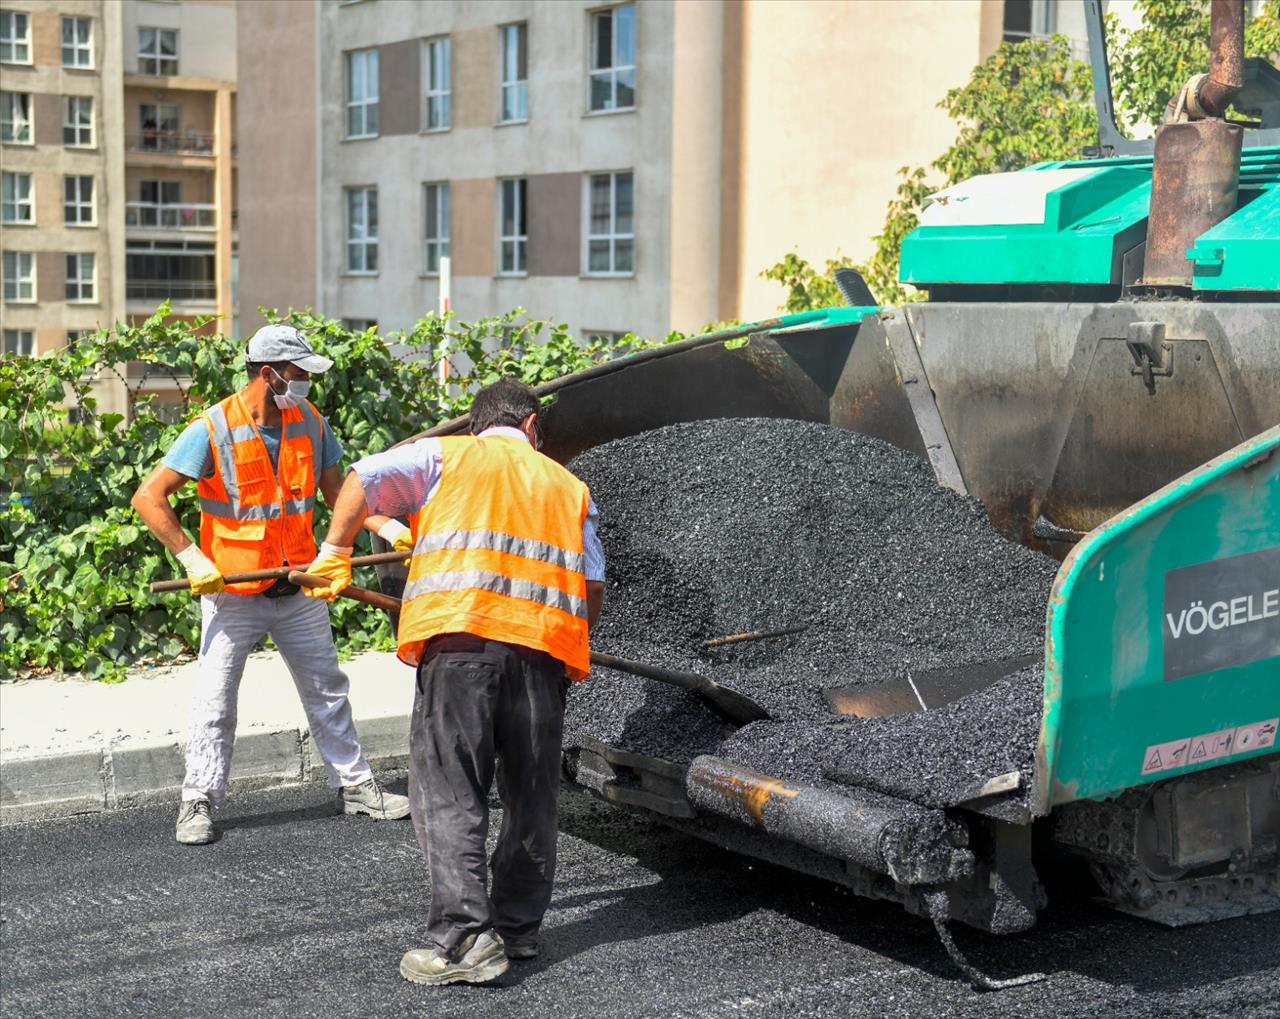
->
[[408, 634, 570, 954]]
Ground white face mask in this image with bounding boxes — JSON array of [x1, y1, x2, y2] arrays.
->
[[268, 368, 311, 409]]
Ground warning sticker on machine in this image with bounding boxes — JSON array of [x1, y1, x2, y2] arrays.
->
[[1141, 717, 1278, 777], [1162, 546, 1280, 681]]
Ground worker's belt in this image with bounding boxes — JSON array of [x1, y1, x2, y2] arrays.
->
[[260, 577, 300, 599]]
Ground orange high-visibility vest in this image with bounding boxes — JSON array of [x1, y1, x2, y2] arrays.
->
[[196, 392, 323, 595], [397, 434, 592, 680]]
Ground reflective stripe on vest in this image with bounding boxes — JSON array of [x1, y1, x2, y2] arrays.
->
[[195, 393, 322, 595], [402, 568, 589, 620], [396, 435, 591, 679]]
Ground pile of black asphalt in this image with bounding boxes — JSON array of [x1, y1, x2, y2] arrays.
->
[[564, 417, 1057, 807]]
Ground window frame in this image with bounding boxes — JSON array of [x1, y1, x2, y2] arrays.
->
[[345, 186, 379, 275], [423, 36, 451, 132], [1, 90, 32, 144], [584, 170, 635, 277], [423, 181, 450, 277], [63, 94, 95, 148], [3, 329, 34, 357], [588, 4, 636, 114], [498, 177, 528, 277], [345, 48, 379, 140], [2, 250, 36, 303], [137, 26, 178, 76], [0, 9, 31, 65], [2, 170, 33, 224], [61, 15, 93, 69], [498, 22, 528, 125], [65, 252, 97, 303], [64, 174, 95, 226]]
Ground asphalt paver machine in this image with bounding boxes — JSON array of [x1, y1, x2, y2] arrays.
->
[[379, 0, 1278, 983]]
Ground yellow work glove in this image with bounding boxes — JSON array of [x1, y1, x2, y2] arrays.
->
[[377, 519, 414, 555], [302, 542, 353, 603], [176, 544, 225, 596]]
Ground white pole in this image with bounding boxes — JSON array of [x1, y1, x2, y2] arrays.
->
[[437, 256, 451, 388]]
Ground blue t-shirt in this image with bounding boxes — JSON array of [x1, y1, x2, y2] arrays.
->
[[162, 415, 344, 481]]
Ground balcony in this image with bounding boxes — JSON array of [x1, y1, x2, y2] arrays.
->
[[126, 202, 217, 231], [126, 279, 217, 302], [125, 131, 215, 158]]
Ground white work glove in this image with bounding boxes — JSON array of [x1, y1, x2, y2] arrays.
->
[[177, 544, 225, 596], [377, 519, 414, 555], [301, 542, 353, 603]]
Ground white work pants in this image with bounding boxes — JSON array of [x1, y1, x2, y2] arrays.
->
[[181, 591, 373, 804]]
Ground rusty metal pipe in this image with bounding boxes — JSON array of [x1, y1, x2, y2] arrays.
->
[[685, 755, 973, 885], [1196, 0, 1245, 118], [1142, 0, 1244, 287]]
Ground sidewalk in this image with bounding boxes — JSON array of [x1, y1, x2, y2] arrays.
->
[[0, 650, 415, 823]]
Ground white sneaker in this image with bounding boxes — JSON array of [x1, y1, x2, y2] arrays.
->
[[175, 799, 216, 845]]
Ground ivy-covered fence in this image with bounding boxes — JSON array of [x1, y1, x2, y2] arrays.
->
[[0, 305, 652, 681]]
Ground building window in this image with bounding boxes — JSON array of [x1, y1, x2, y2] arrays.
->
[[2, 250, 35, 302], [587, 171, 634, 275], [64, 95, 94, 147], [346, 187, 378, 273], [424, 37, 451, 131], [141, 179, 181, 205], [1, 91, 32, 143], [3, 330, 34, 357], [1002, 0, 1055, 42], [66, 253, 96, 302], [589, 5, 635, 112], [2, 170, 33, 223], [62, 16, 93, 68], [346, 48, 379, 139], [137, 27, 178, 76], [139, 103, 180, 151], [0, 9, 30, 64], [65, 175, 95, 225], [423, 182, 450, 275], [499, 23, 528, 123], [499, 178, 527, 275]]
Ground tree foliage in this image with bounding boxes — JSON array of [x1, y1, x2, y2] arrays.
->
[[0, 307, 657, 680], [1112, 0, 1280, 129], [763, 0, 1280, 310]]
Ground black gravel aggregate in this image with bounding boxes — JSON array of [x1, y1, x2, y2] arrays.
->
[[3, 780, 1278, 1018], [566, 418, 1057, 804]]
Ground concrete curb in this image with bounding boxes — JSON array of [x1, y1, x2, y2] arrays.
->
[[0, 715, 410, 824]]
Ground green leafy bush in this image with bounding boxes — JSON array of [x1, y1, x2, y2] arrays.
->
[[0, 305, 658, 681]]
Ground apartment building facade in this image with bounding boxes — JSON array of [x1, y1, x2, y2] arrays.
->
[[240, 0, 1096, 341], [0, 0, 235, 415]]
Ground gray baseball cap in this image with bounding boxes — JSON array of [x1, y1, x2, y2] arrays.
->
[[245, 324, 334, 373]]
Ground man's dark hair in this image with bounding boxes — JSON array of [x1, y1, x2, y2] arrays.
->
[[470, 378, 539, 434]]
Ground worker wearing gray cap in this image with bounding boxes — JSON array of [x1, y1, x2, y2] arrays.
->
[[131, 324, 411, 845]]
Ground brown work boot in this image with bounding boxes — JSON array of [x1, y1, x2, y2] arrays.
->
[[400, 929, 510, 986], [340, 778, 411, 820]]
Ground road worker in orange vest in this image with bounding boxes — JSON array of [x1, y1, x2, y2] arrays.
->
[[131, 325, 412, 846], [304, 377, 606, 986]]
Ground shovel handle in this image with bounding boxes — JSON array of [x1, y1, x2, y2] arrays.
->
[[285, 572, 405, 614], [149, 549, 411, 593]]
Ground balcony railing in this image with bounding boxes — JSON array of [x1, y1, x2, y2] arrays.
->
[[126, 202, 216, 230], [126, 131, 215, 157], [127, 279, 217, 301]]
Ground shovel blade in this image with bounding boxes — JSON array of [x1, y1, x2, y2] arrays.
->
[[825, 654, 1040, 719]]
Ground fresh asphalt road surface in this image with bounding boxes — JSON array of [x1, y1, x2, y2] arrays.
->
[[2, 777, 1278, 1019]]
